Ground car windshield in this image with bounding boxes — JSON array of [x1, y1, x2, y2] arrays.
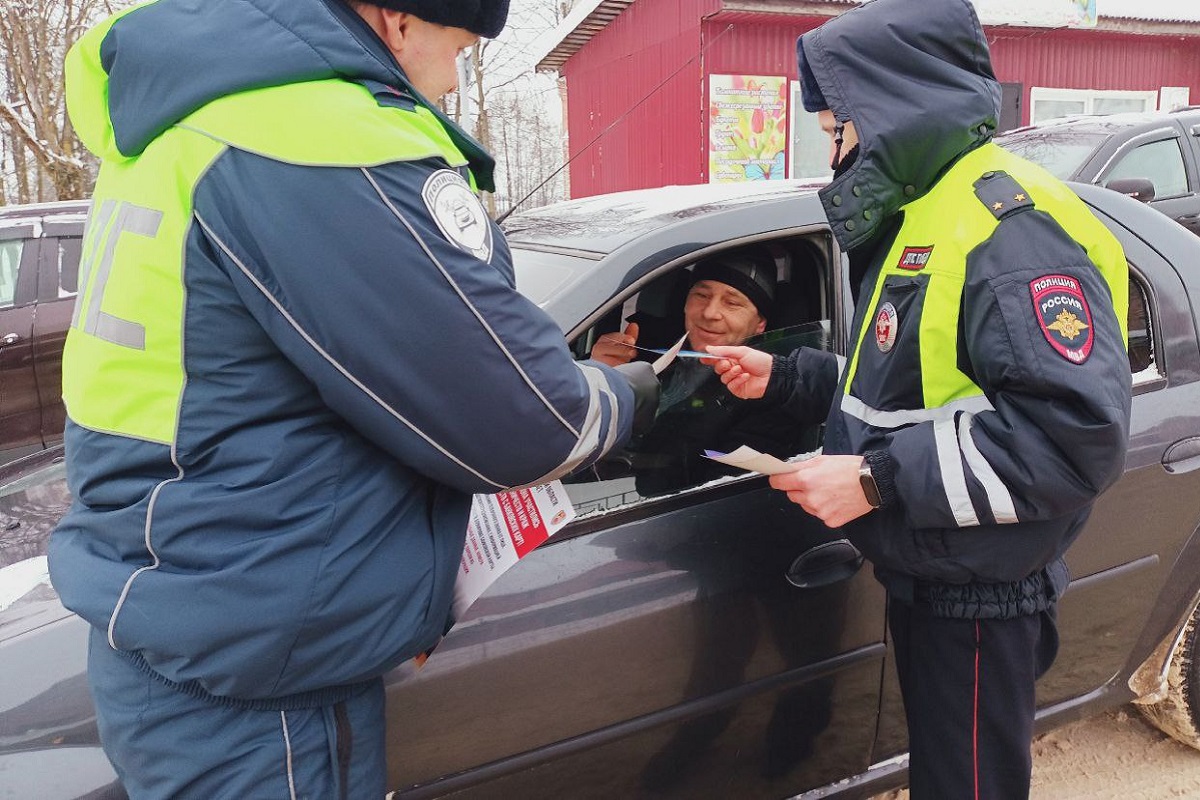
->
[[511, 247, 594, 306], [995, 128, 1108, 180]]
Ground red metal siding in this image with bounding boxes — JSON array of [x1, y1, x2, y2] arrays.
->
[[563, 0, 721, 198], [989, 29, 1200, 125], [561, 6, 1200, 196], [702, 17, 821, 78], [701, 18, 826, 182]]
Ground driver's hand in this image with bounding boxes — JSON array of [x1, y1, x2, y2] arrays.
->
[[591, 322, 639, 367]]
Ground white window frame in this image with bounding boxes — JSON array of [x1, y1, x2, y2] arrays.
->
[[788, 81, 833, 181], [1029, 87, 1158, 124]]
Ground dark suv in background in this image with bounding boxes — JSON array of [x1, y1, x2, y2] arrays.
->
[[0, 200, 88, 465], [996, 108, 1200, 236]]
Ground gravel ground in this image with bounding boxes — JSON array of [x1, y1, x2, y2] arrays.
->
[[873, 705, 1200, 799]]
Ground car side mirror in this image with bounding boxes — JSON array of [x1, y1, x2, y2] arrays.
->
[[1106, 177, 1155, 204]]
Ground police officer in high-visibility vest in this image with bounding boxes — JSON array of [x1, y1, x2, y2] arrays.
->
[[710, 0, 1132, 797], [49, 1, 657, 796]]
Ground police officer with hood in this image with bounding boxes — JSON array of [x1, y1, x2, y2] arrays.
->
[[50, 0, 657, 796], [711, 0, 1132, 796]]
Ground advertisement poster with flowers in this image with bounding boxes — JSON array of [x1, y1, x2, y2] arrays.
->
[[708, 75, 788, 183]]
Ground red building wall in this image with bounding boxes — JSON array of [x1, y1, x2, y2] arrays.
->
[[563, 0, 721, 198], [563, 8, 1200, 198], [989, 28, 1200, 119]]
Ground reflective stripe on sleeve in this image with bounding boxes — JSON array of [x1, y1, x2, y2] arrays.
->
[[957, 413, 1019, 524], [934, 417, 981, 527], [527, 363, 621, 485], [841, 392, 994, 428]]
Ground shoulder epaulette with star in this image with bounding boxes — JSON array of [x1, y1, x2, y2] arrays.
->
[[973, 170, 1034, 220]]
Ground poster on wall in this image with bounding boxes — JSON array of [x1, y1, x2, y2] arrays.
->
[[709, 75, 788, 183]]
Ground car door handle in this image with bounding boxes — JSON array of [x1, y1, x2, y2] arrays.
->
[[1163, 437, 1200, 474], [786, 539, 864, 588], [0, 332, 21, 347]]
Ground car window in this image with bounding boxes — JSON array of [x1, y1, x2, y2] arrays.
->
[[995, 129, 1107, 180], [1128, 271, 1158, 385], [0, 239, 21, 308], [57, 236, 81, 296], [1106, 139, 1189, 198], [562, 237, 832, 519], [511, 247, 596, 306]]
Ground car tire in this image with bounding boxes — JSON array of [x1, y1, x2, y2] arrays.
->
[[1139, 606, 1200, 750]]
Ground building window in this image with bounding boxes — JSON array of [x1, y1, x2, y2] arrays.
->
[[1030, 87, 1157, 124], [789, 81, 833, 181]]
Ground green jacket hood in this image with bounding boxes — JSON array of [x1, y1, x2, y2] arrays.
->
[[800, 0, 1001, 251], [66, 0, 495, 186]]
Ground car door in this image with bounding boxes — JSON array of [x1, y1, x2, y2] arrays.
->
[[1038, 196, 1200, 707], [382, 235, 889, 800], [1099, 130, 1200, 236], [0, 224, 42, 463], [31, 219, 83, 449]]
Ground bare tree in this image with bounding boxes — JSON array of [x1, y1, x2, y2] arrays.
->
[[489, 83, 568, 214], [459, 0, 568, 215], [1, 0, 565, 208], [0, 0, 128, 204]]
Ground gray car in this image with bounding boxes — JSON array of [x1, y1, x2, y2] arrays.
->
[[996, 109, 1200, 237], [3, 179, 1200, 799]]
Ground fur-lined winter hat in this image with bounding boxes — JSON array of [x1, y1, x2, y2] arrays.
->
[[360, 1, 510, 38]]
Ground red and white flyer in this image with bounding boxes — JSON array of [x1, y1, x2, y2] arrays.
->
[[451, 480, 576, 619]]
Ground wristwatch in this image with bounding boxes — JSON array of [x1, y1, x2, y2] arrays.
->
[[859, 461, 883, 509]]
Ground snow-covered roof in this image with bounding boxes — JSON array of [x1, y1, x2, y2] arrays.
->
[[1100, 0, 1200, 23], [531, 0, 635, 72], [535, 0, 1200, 72]]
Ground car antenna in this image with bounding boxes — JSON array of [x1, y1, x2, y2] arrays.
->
[[495, 23, 736, 224]]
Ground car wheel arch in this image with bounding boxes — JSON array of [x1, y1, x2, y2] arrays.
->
[[1135, 594, 1200, 749]]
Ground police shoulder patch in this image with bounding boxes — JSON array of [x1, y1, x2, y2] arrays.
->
[[421, 169, 493, 262], [1030, 274, 1093, 364], [974, 171, 1034, 220]]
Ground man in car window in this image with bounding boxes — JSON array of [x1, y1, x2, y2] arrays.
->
[[710, 0, 1132, 797], [48, 1, 657, 797], [592, 249, 810, 495]]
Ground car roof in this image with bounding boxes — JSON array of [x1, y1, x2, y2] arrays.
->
[[0, 445, 66, 490], [0, 200, 91, 237], [0, 199, 90, 221], [502, 180, 829, 256], [1000, 108, 1200, 138]]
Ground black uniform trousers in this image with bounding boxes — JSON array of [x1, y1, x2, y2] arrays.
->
[[889, 597, 1059, 800]]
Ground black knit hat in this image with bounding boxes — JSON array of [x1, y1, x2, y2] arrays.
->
[[691, 250, 776, 321], [362, 1, 510, 38]]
